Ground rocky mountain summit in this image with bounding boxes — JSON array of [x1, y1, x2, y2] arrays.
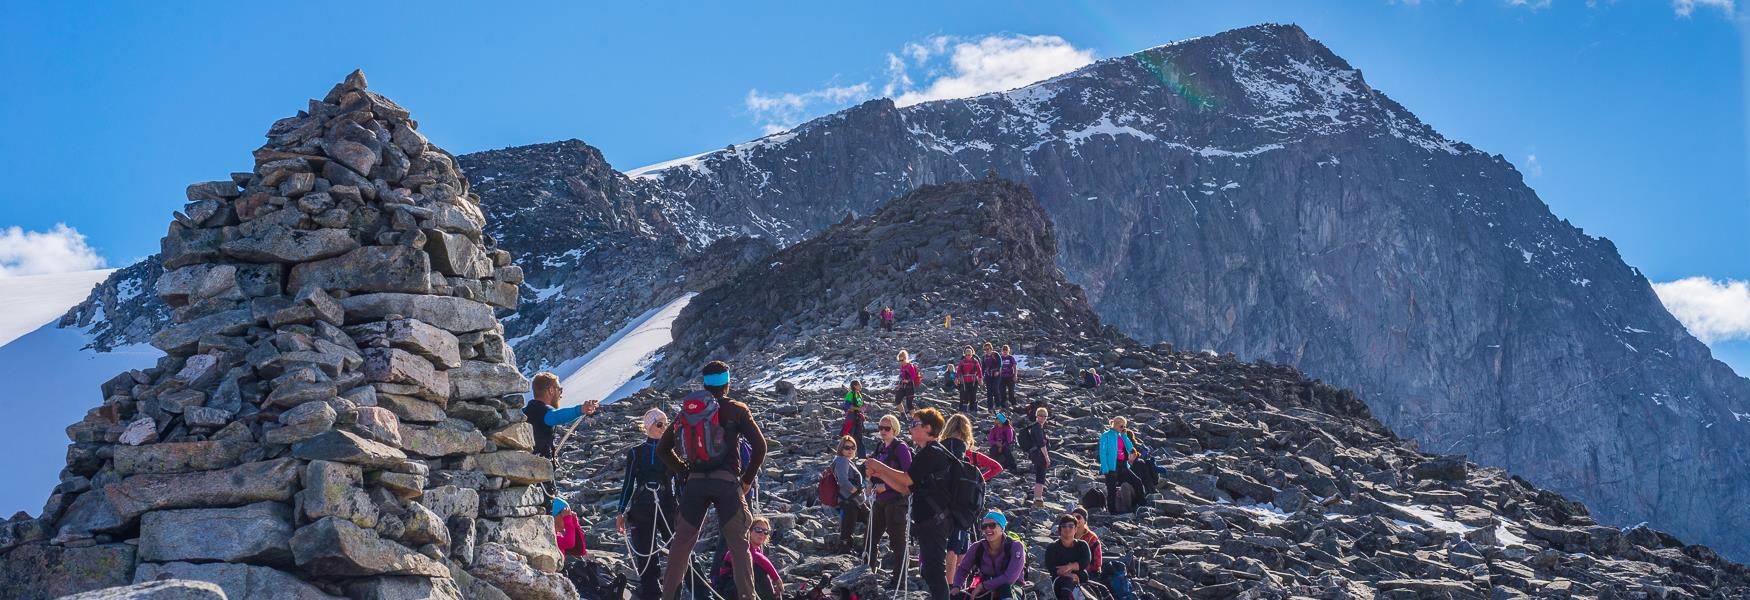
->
[[0, 72, 573, 600], [553, 181, 1750, 599]]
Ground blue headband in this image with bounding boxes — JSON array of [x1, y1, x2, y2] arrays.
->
[[703, 371, 730, 387]]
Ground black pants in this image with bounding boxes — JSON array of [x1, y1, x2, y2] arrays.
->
[[627, 498, 675, 600], [959, 381, 979, 412], [868, 496, 909, 572], [895, 383, 916, 413], [662, 477, 754, 600], [1053, 575, 1084, 600], [1104, 464, 1146, 513], [1030, 449, 1050, 485], [839, 497, 867, 549], [999, 376, 1016, 408], [983, 376, 1001, 410], [915, 522, 950, 600], [993, 444, 1018, 472]]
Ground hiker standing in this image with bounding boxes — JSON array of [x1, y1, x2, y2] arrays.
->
[[997, 345, 1018, 409], [1021, 408, 1052, 506], [843, 381, 869, 458], [524, 372, 599, 460], [864, 408, 958, 600], [896, 350, 922, 413], [866, 414, 914, 585], [987, 414, 1018, 473], [881, 306, 895, 332], [617, 409, 676, 600], [861, 306, 873, 329], [956, 348, 983, 413], [942, 414, 1003, 582], [1098, 417, 1148, 514], [657, 361, 768, 600], [951, 511, 1026, 600], [830, 436, 867, 551], [980, 343, 1002, 412]]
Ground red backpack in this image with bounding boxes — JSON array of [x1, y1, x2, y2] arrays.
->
[[676, 391, 730, 471], [818, 467, 841, 508]]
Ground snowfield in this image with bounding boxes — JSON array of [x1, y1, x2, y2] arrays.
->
[[0, 270, 114, 347], [549, 293, 696, 406]]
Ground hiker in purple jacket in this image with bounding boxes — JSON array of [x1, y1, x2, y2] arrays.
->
[[952, 510, 1026, 600], [867, 414, 914, 585], [981, 342, 1003, 412], [997, 345, 1018, 409]]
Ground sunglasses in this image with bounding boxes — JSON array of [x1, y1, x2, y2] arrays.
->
[[909, 421, 926, 430], [751, 527, 771, 535], [980, 522, 1001, 530], [878, 426, 893, 432], [652, 421, 668, 428], [1057, 522, 1077, 529], [840, 446, 856, 452]]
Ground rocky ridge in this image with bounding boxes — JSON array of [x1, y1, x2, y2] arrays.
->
[[553, 180, 1750, 599], [0, 72, 571, 600]]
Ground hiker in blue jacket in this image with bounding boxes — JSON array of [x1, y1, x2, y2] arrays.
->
[[1097, 417, 1148, 514]]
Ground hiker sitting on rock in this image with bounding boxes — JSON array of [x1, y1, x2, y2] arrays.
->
[[1044, 514, 1095, 600], [866, 414, 914, 586], [1069, 508, 1103, 578], [618, 409, 676, 600], [829, 435, 868, 552], [1098, 417, 1148, 514], [713, 515, 783, 600], [554, 497, 586, 560], [987, 414, 1018, 472], [657, 361, 767, 600], [951, 510, 1025, 600], [943, 362, 960, 396], [525, 372, 600, 459], [843, 380, 869, 457], [1078, 368, 1102, 389]]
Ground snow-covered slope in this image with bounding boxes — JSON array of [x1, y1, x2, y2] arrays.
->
[[0, 270, 115, 347], [551, 293, 695, 406]]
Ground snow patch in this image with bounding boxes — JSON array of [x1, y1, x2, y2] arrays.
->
[[0, 269, 115, 347], [548, 293, 697, 406]]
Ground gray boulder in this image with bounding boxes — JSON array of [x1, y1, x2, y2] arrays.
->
[[339, 293, 496, 333], [104, 458, 300, 523], [133, 562, 340, 600], [139, 502, 294, 565], [55, 579, 227, 600]]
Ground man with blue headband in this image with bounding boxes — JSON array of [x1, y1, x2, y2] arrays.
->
[[657, 360, 768, 600]]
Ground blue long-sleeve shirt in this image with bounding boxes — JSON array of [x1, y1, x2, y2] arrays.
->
[[619, 438, 675, 514]]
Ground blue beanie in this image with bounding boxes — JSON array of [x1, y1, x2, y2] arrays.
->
[[551, 498, 569, 516], [982, 510, 1007, 530]]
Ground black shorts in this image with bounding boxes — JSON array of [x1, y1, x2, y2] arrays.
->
[[1031, 450, 1049, 484]]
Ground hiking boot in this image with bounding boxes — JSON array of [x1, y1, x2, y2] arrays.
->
[[1033, 498, 1046, 508]]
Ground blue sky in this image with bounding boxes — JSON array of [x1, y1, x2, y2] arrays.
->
[[1, 0, 1747, 369]]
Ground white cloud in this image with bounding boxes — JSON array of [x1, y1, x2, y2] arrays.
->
[[1673, 0, 1735, 16], [886, 35, 1096, 107], [0, 224, 106, 278], [1653, 277, 1750, 343], [1508, 0, 1554, 9], [1524, 153, 1544, 176], [745, 83, 871, 135], [742, 33, 1096, 132]]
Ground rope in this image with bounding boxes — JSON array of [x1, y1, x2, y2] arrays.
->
[[894, 494, 912, 598]]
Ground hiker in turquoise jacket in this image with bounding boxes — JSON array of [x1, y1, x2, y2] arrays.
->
[[1097, 417, 1148, 514]]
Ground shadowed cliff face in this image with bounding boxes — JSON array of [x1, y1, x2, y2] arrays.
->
[[621, 24, 1750, 559]]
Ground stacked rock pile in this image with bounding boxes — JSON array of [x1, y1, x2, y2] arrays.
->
[[0, 71, 572, 600]]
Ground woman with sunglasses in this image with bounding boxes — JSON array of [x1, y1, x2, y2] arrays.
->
[[1044, 515, 1094, 600], [1097, 417, 1148, 514], [941, 413, 1004, 581], [617, 409, 677, 600], [865, 413, 913, 586], [1023, 407, 1053, 506], [713, 515, 784, 600], [951, 510, 1025, 600], [831, 435, 868, 551]]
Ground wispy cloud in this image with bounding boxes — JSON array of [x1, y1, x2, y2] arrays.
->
[[1672, 0, 1735, 17], [0, 224, 105, 278], [1508, 0, 1555, 10], [1653, 277, 1750, 343], [1523, 153, 1545, 176], [742, 34, 1096, 133], [745, 83, 871, 135]]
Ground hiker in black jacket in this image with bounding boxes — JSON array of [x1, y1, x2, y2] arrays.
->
[[865, 408, 956, 600], [618, 409, 677, 600], [1022, 407, 1052, 506]]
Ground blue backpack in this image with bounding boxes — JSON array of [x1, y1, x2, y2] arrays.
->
[[1105, 559, 1137, 600]]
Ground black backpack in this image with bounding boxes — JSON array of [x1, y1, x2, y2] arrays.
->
[[566, 559, 628, 600], [933, 444, 986, 529], [1018, 424, 1042, 453]]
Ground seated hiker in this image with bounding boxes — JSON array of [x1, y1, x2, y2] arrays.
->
[[524, 372, 600, 459], [1098, 417, 1148, 514], [554, 497, 587, 560], [830, 436, 868, 551], [951, 511, 1025, 600], [1079, 368, 1102, 389], [1044, 514, 1095, 600], [987, 414, 1018, 472], [1069, 508, 1103, 577], [843, 380, 869, 457], [714, 515, 784, 600], [943, 363, 960, 396]]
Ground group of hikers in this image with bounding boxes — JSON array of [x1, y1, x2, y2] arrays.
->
[[523, 344, 1148, 600]]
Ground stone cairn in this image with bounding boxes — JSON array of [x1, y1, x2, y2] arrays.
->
[[0, 71, 575, 600]]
